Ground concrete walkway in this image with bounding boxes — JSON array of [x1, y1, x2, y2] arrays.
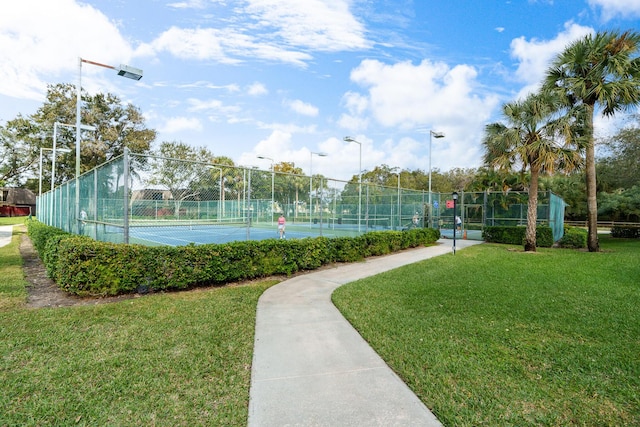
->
[[0, 225, 13, 248], [248, 238, 482, 426]]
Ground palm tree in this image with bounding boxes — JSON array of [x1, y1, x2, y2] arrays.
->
[[483, 90, 582, 251], [543, 30, 640, 252]]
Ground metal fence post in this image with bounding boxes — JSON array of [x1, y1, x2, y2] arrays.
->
[[123, 147, 130, 244]]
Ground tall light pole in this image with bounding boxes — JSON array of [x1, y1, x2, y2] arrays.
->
[[343, 136, 362, 233], [257, 156, 275, 225], [54, 122, 95, 192], [428, 130, 445, 228], [75, 57, 142, 233], [39, 147, 72, 196], [309, 151, 327, 227]]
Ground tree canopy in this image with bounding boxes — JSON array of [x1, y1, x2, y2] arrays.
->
[[1, 83, 155, 191], [544, 30, 640, 251]]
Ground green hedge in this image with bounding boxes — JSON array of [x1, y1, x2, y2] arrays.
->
[[482, 225, 554, 248], [27, 221, 440, 296], [557, 227, 587, 249], [611, 226, 640, 239]]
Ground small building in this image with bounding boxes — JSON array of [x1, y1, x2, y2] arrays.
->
[[0, 187, 36, 217], [131, 188, 173, 201]]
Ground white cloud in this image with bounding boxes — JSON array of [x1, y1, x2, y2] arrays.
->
[[287, 99, 319, 117], [342, 91, 369, 115], [187, 98, 225, 112], [167, 0, 208, 9], [144, 26, 312, 67], [158, 116, 203, 133], [178, 81, 240, 92], [338, 91, 370, 131], [348, 59, 497, 129], [250, 129, 293, 157], [0, 0, 135, 101], [337, 113, 369, 132], [510, 22, 593, 98], [186, 98, 242, 123], [247, 82, 268, 96], [256, 122, 317, 134], [243, 0, 370, 51], [144, 27, 238, 64], [142, 0, 369, 67], [341, 58, 501, 170], [588, 0, 640, 21]]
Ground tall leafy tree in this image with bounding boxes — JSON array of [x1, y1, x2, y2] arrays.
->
[[211, 156, 235, 217], [544, 30, 640, 251], [146, 141, 215, 218], [274, 161, 306, 218], [483, 90, 582, 251], [21, 83, 155, 189], [0, 118, 39, 186], [598, 119, 640, 192], [540, 172, 588, 220]]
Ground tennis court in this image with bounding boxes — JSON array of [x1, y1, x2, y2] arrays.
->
[[96, 218, 394, 246], [129, 222, 322, 246], [36, 150, 566, 246]]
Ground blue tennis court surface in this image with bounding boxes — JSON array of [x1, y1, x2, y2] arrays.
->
[[126, 222, 383, 246], [93, 219, 396, 246], [129, 225, 320, 245]]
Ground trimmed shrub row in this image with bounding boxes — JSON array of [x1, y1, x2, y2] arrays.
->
[[611, 226, 640, 239], [557, 227, 587, 249], [482, 225, 554, 247], [27, 220, 440, 297]]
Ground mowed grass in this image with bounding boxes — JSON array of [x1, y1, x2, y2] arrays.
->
[[0, 222, 277, 426], [333, 237, 640, 426], [3, 215, 639, 426]]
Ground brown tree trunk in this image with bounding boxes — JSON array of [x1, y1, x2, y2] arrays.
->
[[524, 166, 539, 252], [585, 105, 600, 252]]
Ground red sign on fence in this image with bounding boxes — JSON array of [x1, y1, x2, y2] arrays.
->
[[445, 200, 455, 209]]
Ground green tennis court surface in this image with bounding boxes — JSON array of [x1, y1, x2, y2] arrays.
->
[[118, 219, 393, 246]]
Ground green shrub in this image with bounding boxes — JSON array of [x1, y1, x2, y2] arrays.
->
[[482, 225, 554, 248], [610, 226, 640, 239], [27, 221, 439, 296], [557, 227, 588, 248], [26, 220, 70, 254]]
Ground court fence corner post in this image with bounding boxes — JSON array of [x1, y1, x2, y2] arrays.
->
[[123, 147, 130, 244]]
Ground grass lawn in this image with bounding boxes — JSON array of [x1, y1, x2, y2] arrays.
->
[[3, 214, 639, 426], [0, 221, 277, 426], [333, 236, 640, 426]]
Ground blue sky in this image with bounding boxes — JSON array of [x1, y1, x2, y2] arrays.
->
[[2, 0, 640, 181]]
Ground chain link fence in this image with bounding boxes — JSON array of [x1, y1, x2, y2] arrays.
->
[[36, 149, 565, 246]]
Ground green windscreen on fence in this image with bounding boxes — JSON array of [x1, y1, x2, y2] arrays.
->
[[36, 149, 565, 246]]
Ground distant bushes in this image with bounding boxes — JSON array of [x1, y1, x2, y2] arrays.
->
[[482, 225, 554, 248], [611, 226, 640, 239], [27, 220, 440, 297]]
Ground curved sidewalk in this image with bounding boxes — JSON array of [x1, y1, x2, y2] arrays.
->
[[0, 225, 13, 248], [248, 238, 482, 426]]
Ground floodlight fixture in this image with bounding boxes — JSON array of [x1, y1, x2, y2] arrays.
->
[[116, 64, 144, 80]]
